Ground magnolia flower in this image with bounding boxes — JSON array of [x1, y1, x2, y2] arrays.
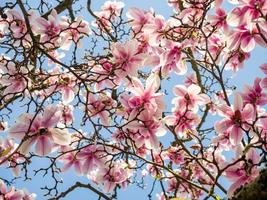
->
[[101, 160, 133, 192], [111, 40, 145, 78], [35, 9, 61, 45], [162, 44, 187, 76], [0, 60, 29, 97], [227, 0, 267, 27], [215, 93, 254, 145], [172, 84, 210, 113], [127, 73, 165, 116], [9, 105, 71, 156], [126, 110, 166, 149], [227, 24, 258, 52], [60, 16, 91, 50], [58, 73, 76, 104], [76, 145, 104, 175], [241, 77, 267, 106], [85, 92, 115, 126], [164, 106, 200, 138], [225, 148, 260, 197], [0, 180, 36, 200], [100, 0, 125, 17], [59, 147, 83, 175], [208, 8, 228, 31], [126, 8, 152, 32]]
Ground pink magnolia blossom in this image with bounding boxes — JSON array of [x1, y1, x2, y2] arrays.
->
[[212, 130, 235, 150], [172, 84, 210, 113], [58, 146, 82, 175], [208, 8, 228, 31], [35, 9, 61, 46], [76, 145, 105, 175], [92, 1, 124, 32], [7, 10, 27, 38], [111, 40, 146, 78], [9, 105, 71, 156], [156, 41, 187, 77], [227, 24, 259, 52], [164, 106, 200, 138], [206, 34, 226, 64], [0, 180, 36, 200], [60, 16, 91, 50], [178, 5, 204, 26], [126, 8, 152, 33], [166, 146, 184, 165], [6, 9, 35, 46], [126, 73, 165, 116], [101, 160, 134, 193], [241, 77, 267, 106], [59, 104, 74, 125], [215, 93, 254, 145], [143, 14, 167, 45], [0, 59, 30, 97], [99, 0, 124, 18], [224, 50, 250, 72], [225, 148, 260, 197], [126, 110, 166, 149], [0, 138, 23, 176], [227, 0, 267, 27], [58, 73, 77, 104], [85, 92, 115, 126]]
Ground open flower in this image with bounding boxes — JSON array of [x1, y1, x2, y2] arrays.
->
[[9, 105, 71, 156], [215, 93, 254, 145], [172, 84, 210, 113], [225, 148, 260, 197], [111, 39, 145, 79]]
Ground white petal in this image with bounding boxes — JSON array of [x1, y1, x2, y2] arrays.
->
[[50, 128, 71, 146]]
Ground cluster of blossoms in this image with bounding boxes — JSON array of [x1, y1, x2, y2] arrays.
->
[[0, 0, 267, 199], [0, 180, 36, 200]]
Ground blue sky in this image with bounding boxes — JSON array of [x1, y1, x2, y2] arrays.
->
[[1, 0, 266, 199]]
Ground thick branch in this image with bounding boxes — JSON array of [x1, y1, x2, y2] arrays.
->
[[49, 182, 112, 200], [42, 0, 74, 19]]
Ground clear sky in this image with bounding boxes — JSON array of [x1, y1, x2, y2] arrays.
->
[[0, 0, 266, 200]]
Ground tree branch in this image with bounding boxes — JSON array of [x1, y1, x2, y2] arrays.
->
[[49, 182, 112, 200], [42, 0, 74, 19]]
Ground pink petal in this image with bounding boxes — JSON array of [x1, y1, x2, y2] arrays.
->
[[173, 85, 187, 97], [35, 136, 52, 156], [246, 148, 260, 164], [230, 125, 243, 145], [227, 176, 247, 198], [260, 63, 267, 75], [241, 35, 255, 52], [261, 77, 267, 89], [233, 93, 243, 111], [144, 55, 160, 67], [146, 73, 160, 92], [214, 119, 232, 133], [42, 105, 61, 128], [241, 103, 254, 121], [62, 87, 75, 104], [99, 110, 110, 126], [164, 115, 176, 126], [35, 17, 49, 28]]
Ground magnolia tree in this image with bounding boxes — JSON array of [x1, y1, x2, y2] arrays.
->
[[0, 0, 267, 199]]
